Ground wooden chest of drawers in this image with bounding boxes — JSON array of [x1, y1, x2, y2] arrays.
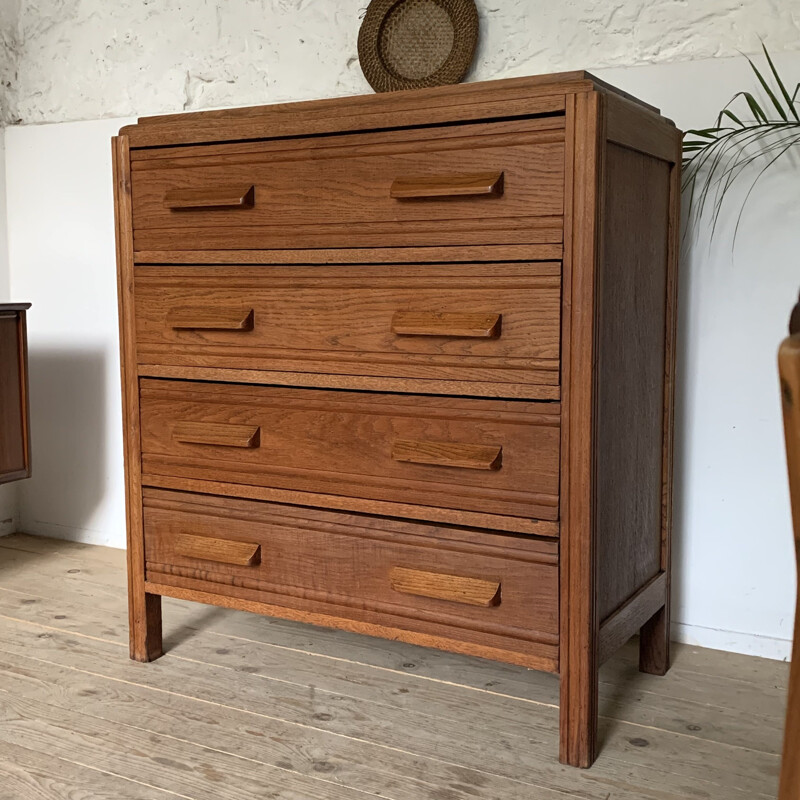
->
[[0, 303, 31, 484], [113, 71, 681, 768]]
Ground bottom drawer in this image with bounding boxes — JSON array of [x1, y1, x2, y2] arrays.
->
[[142, 488, 559, 670]]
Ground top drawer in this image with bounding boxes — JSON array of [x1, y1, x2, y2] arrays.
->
[[129, 118, 565, 253]]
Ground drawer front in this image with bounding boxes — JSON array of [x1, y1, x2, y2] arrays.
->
[[142, 489, 559, 667], [135, 263, 561, 397], [130, 119, 564, 252], [139, 380, 561, 522]]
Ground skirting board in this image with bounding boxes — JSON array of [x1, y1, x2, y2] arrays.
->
[[0, 484, 17, 536], [672, 622, 792, 662]]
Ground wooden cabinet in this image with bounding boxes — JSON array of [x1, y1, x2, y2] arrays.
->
[[0, 304, 31, 484], [113, 71, 681, 768]]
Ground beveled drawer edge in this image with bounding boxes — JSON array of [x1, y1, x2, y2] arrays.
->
[[145, 561, 557, 647], [145, 579, 559, 673], [143, 474, 561, 537]]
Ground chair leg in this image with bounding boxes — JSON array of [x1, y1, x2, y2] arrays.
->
[[639, 603, 671, 676], [129, 589, 163, 662]]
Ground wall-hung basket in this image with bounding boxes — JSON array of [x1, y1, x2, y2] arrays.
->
[[358, 0, 479, 93]]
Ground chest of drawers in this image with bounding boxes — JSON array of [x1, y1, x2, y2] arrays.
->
[[113, 71, 681, 768], [0, 303, 31, 484]]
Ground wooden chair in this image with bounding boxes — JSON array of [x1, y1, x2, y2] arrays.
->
[[779, 294, 800, 799]]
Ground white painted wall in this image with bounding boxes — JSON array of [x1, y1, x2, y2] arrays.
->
[[5, 118, 135, 546], [1, 3, 798, 659], [2, 0, 800, 125]]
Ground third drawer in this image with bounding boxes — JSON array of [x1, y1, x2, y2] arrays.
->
[[139, 379, 561, 532]]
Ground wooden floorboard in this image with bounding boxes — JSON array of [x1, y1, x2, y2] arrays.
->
[[0, 533, 787, 799]]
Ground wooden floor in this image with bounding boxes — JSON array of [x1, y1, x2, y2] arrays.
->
[[0, 534, 788, 799]]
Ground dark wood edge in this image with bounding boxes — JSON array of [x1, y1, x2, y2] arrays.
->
[[558, 90, 603, 768], [144, 579, 559, 673], [17, 309, 31, 480], [598, 572, 668, 664], [0, 303, 32, 312], [113, 135, 163, 662]]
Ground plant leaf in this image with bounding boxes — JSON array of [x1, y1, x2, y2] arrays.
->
[[748, 56, 788, 120], [762, 43, 799, 121]]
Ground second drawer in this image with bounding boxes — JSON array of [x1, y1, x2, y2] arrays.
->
[[135, 263, 561, 398], [139, 380, 561, 527]]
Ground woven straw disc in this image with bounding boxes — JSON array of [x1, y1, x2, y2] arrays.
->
[[358, 0, 478, 93]]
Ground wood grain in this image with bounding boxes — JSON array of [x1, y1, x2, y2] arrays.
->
[[594, 142, 670, 622], [558, 90, 603, 769], [173, 533, 261, 566], [389, 567, 502, 607], [141, 489, 559, 665], [390, 171, 504, 198], [112, 135, 163, 663], [164, 183, 255, 210], [173, 421, 261, 449], [139, 380, 561, 522], [167, 305, 254, 331], [391, 439, 502, 471], [134, 263, 560, 393], [130, 120, 564, 251], [391, 311, 502, 338]]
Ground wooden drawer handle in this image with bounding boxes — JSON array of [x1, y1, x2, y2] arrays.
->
[[392, 439, 502, 470], [392, 311, 501, 338], [390, 567, 501, 607], [174, 533, 261, 566], [173, 422, 261, 449], [164, 184, 255, 210], [390, 172, 504, 199], [168, 307, 254, 331]]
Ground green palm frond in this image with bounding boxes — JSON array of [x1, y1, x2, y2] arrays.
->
[[683, 44, 800, 243]]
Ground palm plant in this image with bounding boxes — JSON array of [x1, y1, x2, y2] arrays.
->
[[683, 45, 800, 241]]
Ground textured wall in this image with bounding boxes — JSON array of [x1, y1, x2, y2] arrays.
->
[[3, 0, 800, 125]]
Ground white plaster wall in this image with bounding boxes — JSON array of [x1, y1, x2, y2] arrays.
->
[[2, 0, 800, 125]]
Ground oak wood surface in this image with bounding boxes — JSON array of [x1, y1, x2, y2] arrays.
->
[[139, 380, 562, 522], [594, 141, 670, 622], [558, 90, 602, 769], [134, 263, 561, 394], [0, 305, 31, 484], [779, 318, 800, 800], [172, 421, 261, 449], [163, 183, 255, 210], [130, 120, 564, 252], [141, 489, 559, 666], [173, 533, 261, 566], [113, 136, 163, 662], [598, 572, 668, 664], [143, 473, 560, 536], [113, 72, 683, 771], [391, 439, 503, 471], [389, 567, 502, 607], [390, 171, 504, 198], [390, 310, 502, 338]]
